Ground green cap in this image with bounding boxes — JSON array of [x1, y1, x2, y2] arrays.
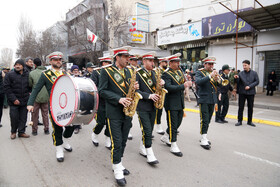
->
[[86, 62, 94, 68], [222, 64, 230, 71]]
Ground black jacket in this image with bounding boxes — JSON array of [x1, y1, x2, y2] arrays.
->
[[236, 69, 259, 95], [218, 73, 233, 94], [267, 73, 277, 91], [0, 71, 4, 95], [4, 69, 31, 106]]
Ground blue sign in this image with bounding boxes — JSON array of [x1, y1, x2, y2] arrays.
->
[[202, 8, 253, 37]]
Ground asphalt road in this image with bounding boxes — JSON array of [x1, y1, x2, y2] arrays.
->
[[0, 104, 279, 187]]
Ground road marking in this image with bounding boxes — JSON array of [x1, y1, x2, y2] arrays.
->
[[234, 151, 280, 168], [184, 108, 280, 127]]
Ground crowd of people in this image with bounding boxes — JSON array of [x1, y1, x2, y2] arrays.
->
[[1, 46, 275, 186]]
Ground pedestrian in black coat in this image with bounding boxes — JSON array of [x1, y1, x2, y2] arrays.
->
[[266, 70, 277, 96]]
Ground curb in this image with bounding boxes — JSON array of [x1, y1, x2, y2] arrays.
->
[[184, 108, 280, 127]]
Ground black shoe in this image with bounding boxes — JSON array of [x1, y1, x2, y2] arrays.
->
[[0, 124, 2, 128], [74, 128, 79, 134], [151, 135, 154, 139], [216, 119, 224, 124], [221, 119, 228, 123], [235, 122, 242, 126], [123, 169, 130, 176], [199, 140, 211, 145], [171, 152, 183, 157], [127, 136, 132, 140], [200, 145, 211, 150], [32, 131, 38, 136], [247, 122, 256, 127], [116, 178, 126, 186], [148, 160, 159, 165], [64, 147, 72, 152], [38, 122, 43, 126], [57, 157, 64, 162], [177, 130, 180, 135], [157, 131, 164, 135], [44, 130, 50, 135], [106, 146, 112, 150], [92, 141, 99, 147]]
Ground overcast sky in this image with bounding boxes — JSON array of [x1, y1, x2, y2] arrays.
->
[[0, 0, 82, 60]]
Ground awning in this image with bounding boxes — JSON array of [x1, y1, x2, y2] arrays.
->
[[238, 3, 280, 30]]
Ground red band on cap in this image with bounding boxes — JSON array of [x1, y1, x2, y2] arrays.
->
[[49, 55, 62, 59], [169, 56, 179, 61], [203, 59, 215, 62], [114, 50, 128, 55], [101, 58, 111, 61], [143, 55, 154, 58]]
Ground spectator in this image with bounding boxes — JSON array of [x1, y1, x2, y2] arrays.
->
[[29, 58, 50, 135], [234, 60, 259, 127], [84, 62, 95, 78], [0, 69, 4, 127], [25, 57, 34, 72], [4, 59, 31, 139], [266, 70, 277, 96], [184, 69, 192, 102], [2, 67, 10, 108], [71, 65, 82, 134]]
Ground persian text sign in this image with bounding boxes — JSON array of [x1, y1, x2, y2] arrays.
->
[[202, 8, 252, 37], [157, 21, 202, 46]]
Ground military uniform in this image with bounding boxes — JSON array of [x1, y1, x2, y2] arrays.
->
[[195, 56, 218, 150], [27, 69, 74, 146], [215, 71, 233, 123], [99, 64, 132, 164], [162, 68, 185, 143]]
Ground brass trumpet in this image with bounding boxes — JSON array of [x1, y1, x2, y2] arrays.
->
[[216, 74, 229, 86]]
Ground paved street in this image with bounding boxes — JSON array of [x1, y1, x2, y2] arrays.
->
[[0, 102, 280, 187]]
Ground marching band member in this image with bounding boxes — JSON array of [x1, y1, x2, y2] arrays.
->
[[84, 62, 95, 78], [27, 52, 74, 162], [99, 46, 139, 186], [154, 57, 168, 135], [160, 53, 187, 157], [91, 56, 112, 149], [136, 52, 165, 165], [195, 56, 218, 150]]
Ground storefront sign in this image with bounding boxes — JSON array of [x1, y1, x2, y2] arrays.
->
[[202, 8, 252, 37], [128, 17, 146, 44], [136, 3, 149, 32], [157, 21, 202, 46]]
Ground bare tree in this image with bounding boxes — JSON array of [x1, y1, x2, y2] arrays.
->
[[0, 48, 13, 67], [16, 15, 38, 59]]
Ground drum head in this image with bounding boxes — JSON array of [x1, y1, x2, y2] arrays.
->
[[50, 75, 77, 126]]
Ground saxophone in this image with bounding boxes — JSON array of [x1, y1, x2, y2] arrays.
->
[[154, 67, 168, 109], [123, 67, 142, 117]]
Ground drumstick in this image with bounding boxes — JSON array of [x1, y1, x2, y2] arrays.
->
[[28, 112, 33, 126]]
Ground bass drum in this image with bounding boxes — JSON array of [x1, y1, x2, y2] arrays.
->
[[50, 75, 99, 127]]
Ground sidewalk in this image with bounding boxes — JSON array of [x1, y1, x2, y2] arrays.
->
[[186, 91, 280, 127], [188, 91, 280, 110]]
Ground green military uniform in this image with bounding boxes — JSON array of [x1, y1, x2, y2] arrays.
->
[[136, 68, 157, 148], [27, 69, 74, 146], [162, 68, 185, 142], [195, 69, 218, 135], [155, 67, 165, 125], [99, 64, 132, 164], [90, 69, 110, 137]]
